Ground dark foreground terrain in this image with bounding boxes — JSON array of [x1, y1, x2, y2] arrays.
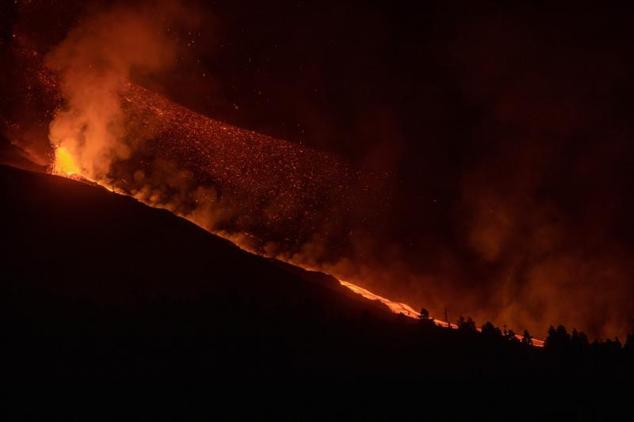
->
[[1, 164, 631, 418]]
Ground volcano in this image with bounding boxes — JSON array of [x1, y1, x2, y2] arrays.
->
[[5, 1, 634, 417], [0, 162, 509, 376], [1, 163, 633, 417]]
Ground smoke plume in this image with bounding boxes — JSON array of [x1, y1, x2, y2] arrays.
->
[[4, 1, 634, 340], [45, 2, 186, 180]]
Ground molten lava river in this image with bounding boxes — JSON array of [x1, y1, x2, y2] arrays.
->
[[47, 81, 541, 346]]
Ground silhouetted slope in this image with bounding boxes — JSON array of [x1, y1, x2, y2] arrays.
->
[[1, 165, 405, 376], [1, 165, 632, 418]]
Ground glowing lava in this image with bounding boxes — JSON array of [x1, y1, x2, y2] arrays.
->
[[46, 79, 541, 347], [51, 142, 418, 320], [52, 146, 80, 177], [49, 143, 542, 347], [339, 279, 420, 318]]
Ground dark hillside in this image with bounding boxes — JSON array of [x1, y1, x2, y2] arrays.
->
[[1, 164, 631, 417]]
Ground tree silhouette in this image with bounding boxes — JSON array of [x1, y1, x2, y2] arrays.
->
[[420, 308, 430, 320], [570, 329, 589, 354], [521, 330, 533, 346], [418, 307, 435, 329], [545, 325, 571, 353], [481, 321, 502, 339], [457, 316, 477, 334], [592, 337, 622, 358], [504, 328, 519, 344]]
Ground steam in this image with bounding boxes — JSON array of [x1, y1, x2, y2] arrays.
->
[[45, 2, 182, 180], [25, 1, 633, 340], [457, 148, 634, 339], [42, 2, 367, 266]]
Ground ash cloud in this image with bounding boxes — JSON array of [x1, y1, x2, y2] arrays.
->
[[4, 1, 634, 339], [45, 1, 196, 180], [36, 2, 379, 266]]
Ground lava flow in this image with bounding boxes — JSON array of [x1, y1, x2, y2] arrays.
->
[[48, 82, 541, 346], [52, 147, 80, 177], [48, 82, 419, 320], [33, 3, 539, 344]]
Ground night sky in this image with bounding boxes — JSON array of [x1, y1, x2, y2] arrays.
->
[[2, 0, 634, 338]]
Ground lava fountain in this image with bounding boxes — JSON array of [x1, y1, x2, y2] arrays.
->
[[52, 146, 80, 177], [47, 80, 418, 318], [46, 82, 541, 346], [38, 3, 541, 346]]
